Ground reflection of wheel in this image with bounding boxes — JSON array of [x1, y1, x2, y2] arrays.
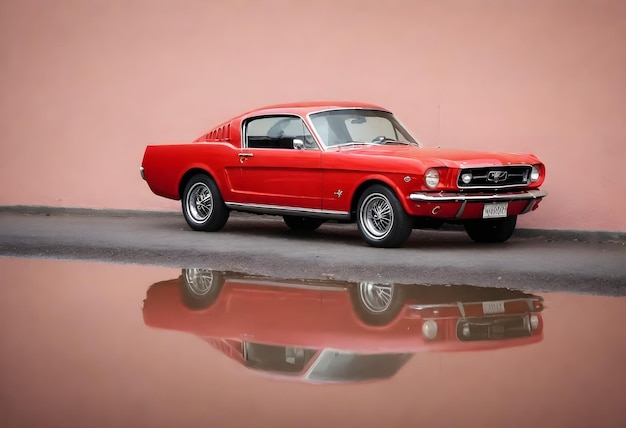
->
[[357, 185, 412, 248], [182, 174, 229, 231], [464, 215, 517, 243], [179, 268, 224, 309], [283, 215, 325, 232], [350, 282, 405, 326]]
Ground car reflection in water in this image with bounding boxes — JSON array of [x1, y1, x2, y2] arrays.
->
[[143, 269, 544, 384]]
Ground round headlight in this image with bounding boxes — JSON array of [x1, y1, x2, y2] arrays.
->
[[424, 168, 440, 189], [461, 172, 472, 184], [530, 165, 540, 182], [422, 320, 438, 340]]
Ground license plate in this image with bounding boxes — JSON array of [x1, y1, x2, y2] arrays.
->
[[483, 202, 508, 219], [482, 301, 506, 314]]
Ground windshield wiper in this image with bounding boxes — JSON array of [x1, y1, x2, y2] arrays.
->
[[379, 140, 419, 147]]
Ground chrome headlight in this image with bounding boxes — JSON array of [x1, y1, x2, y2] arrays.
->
[[530, 165, 541, 182], [424, 168, 440, 189]]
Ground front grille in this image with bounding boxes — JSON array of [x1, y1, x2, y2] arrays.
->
[[457, 315, 531, 341], [458, 165, 531, 189]]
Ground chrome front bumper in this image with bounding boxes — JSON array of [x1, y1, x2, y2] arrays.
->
[[409, 189, 547, 203]]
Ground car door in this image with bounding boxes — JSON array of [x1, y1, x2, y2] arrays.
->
[[236, 115, 323, 211]]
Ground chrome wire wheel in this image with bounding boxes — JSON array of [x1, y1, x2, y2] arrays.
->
[[356, 184, 412, 248], [180, 268, 224, 310], [359, 192, 394, 241], [186, 182, 213, 223], [181, 174, 229, 232], [184, 268, 214, 297], [358, 282, 394, 314]]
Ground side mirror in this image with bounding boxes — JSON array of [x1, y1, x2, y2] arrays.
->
[[293, 138, 305, 150]]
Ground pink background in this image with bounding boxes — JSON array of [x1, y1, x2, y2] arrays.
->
[[1, 0, 624, 232]]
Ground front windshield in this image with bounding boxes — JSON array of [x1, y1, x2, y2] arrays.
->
[[309, 109, 419, 148]]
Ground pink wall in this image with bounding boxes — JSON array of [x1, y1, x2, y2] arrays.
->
[[1, 0, 624, 232]]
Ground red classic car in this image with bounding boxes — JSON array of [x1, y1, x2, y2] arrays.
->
[[142, 268, 544, 383], [141, 102, 547, 247]]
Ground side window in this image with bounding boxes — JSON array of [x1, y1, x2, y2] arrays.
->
[[246, 116, 318, 150]]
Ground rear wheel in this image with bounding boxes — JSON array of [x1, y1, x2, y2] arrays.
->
[[182, 174, 229, 231], [357, 185, 412, 248], [283, 216, 324, 231], [464, 215, 517, 243]]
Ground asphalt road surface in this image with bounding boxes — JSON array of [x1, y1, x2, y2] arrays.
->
[[0, 208, 624, 295]]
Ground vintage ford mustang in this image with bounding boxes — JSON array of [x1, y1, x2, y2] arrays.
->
[[141, 102, 547, 247]]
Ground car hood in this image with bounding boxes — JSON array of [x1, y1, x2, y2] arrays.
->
[[331, 145, 540, 168]]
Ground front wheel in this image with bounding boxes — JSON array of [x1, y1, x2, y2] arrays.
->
[[182, 174, 229, 231], [357, 185, 412, 248], [350, 282, 405, 326], [179, 268, 224, 309], [464, 215, 517, 243]]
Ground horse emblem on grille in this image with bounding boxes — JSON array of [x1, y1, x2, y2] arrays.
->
[[487, 170, 508, 183]]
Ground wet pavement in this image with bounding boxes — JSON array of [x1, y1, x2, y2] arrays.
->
[[1, 257, 625, 428], [0, 209, 625, 294]]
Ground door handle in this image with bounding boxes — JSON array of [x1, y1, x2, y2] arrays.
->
[[238, 153, 254, 163]]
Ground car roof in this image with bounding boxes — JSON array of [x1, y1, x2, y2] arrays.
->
[[237, 101, 389, 118], [199, 101, 392, 142]]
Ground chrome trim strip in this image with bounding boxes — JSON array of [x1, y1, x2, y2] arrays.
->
[[236, 278, 347, 291], [409, 189, 547, 203], [409, 303, 459, 310], [225, 202, 350, 220], [139, 167, 145, 181]]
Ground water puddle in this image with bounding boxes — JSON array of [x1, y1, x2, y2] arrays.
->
[[1, 257, 625, 427]]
